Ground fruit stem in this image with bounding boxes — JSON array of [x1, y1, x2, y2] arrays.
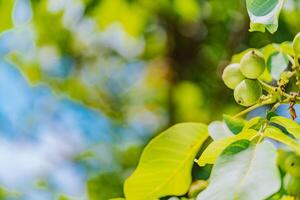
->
[[287, 55, 296, 66], [294, 54, 299, 68], [258, 79, 300, 102], [270, 102, 281, 112], [257, 79, 275, 93], [233, 97, 276, 118]]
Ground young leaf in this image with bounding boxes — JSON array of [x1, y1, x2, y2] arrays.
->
[[197, 140, 281, 200], [265, 126, 300, 153], [267, 52, 289, 80], [246, 0, 284, 33], [243, 117, 262, 130], [266, 111, 278, 120], [270, 116, 300, 139], [124, 123, 208, 200], [197, 129, 257, 166], [223, 114, 245, 135], [247, 118, 267, 131], [208, 121, 233, 140]]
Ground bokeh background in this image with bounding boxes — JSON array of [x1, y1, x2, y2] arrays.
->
[[0, 0, 300, 199]]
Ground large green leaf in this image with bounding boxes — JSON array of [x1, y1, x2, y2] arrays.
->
[[246, 0, 284, 33], [197, 129, 257, 166], [265, 126, 300, 153], [270, 116, 300, 139], [197, 140, 281, 200], [124, 123, 208, 200]]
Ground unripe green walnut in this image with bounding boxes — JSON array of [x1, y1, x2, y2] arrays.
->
[[240, 50, 265, 79], [293, 32, 300, 56], [285, 154, 300, 177], [222, 63, 245, 89], [234, 79, 262, 106], [284, 173, 300, 197], [277, 149, 293, 171]]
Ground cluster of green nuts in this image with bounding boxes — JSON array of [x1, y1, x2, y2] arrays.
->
[[222, 50, 265, 106], [278, 151, 300, 197]]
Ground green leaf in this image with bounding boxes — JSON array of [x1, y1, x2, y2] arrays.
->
[[267, 52, 289, 80], [248, 118, 268, 131], [87, 172, 124, 200], [197, 140, 281, 200], [265, 126, 300, 153], [246, 0, 284, 33], [243, 117, 263, 130], [197, 129, 257, 166], [223, 114, 245, 135], [266, 111, 279, 120], [0, 0, 14, 32], [270, 116, 300, 139], [124, 123, 208, 200]]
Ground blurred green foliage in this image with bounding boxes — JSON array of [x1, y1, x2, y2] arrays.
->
[[87, 172, 124, 200], [0, 0, 14, 32]]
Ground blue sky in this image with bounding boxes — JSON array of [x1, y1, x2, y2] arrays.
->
[[0, 59, 115, 199]]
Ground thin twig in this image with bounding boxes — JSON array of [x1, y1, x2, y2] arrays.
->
[[233, 98, 275, 118], [258, 79, 275, 93]]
